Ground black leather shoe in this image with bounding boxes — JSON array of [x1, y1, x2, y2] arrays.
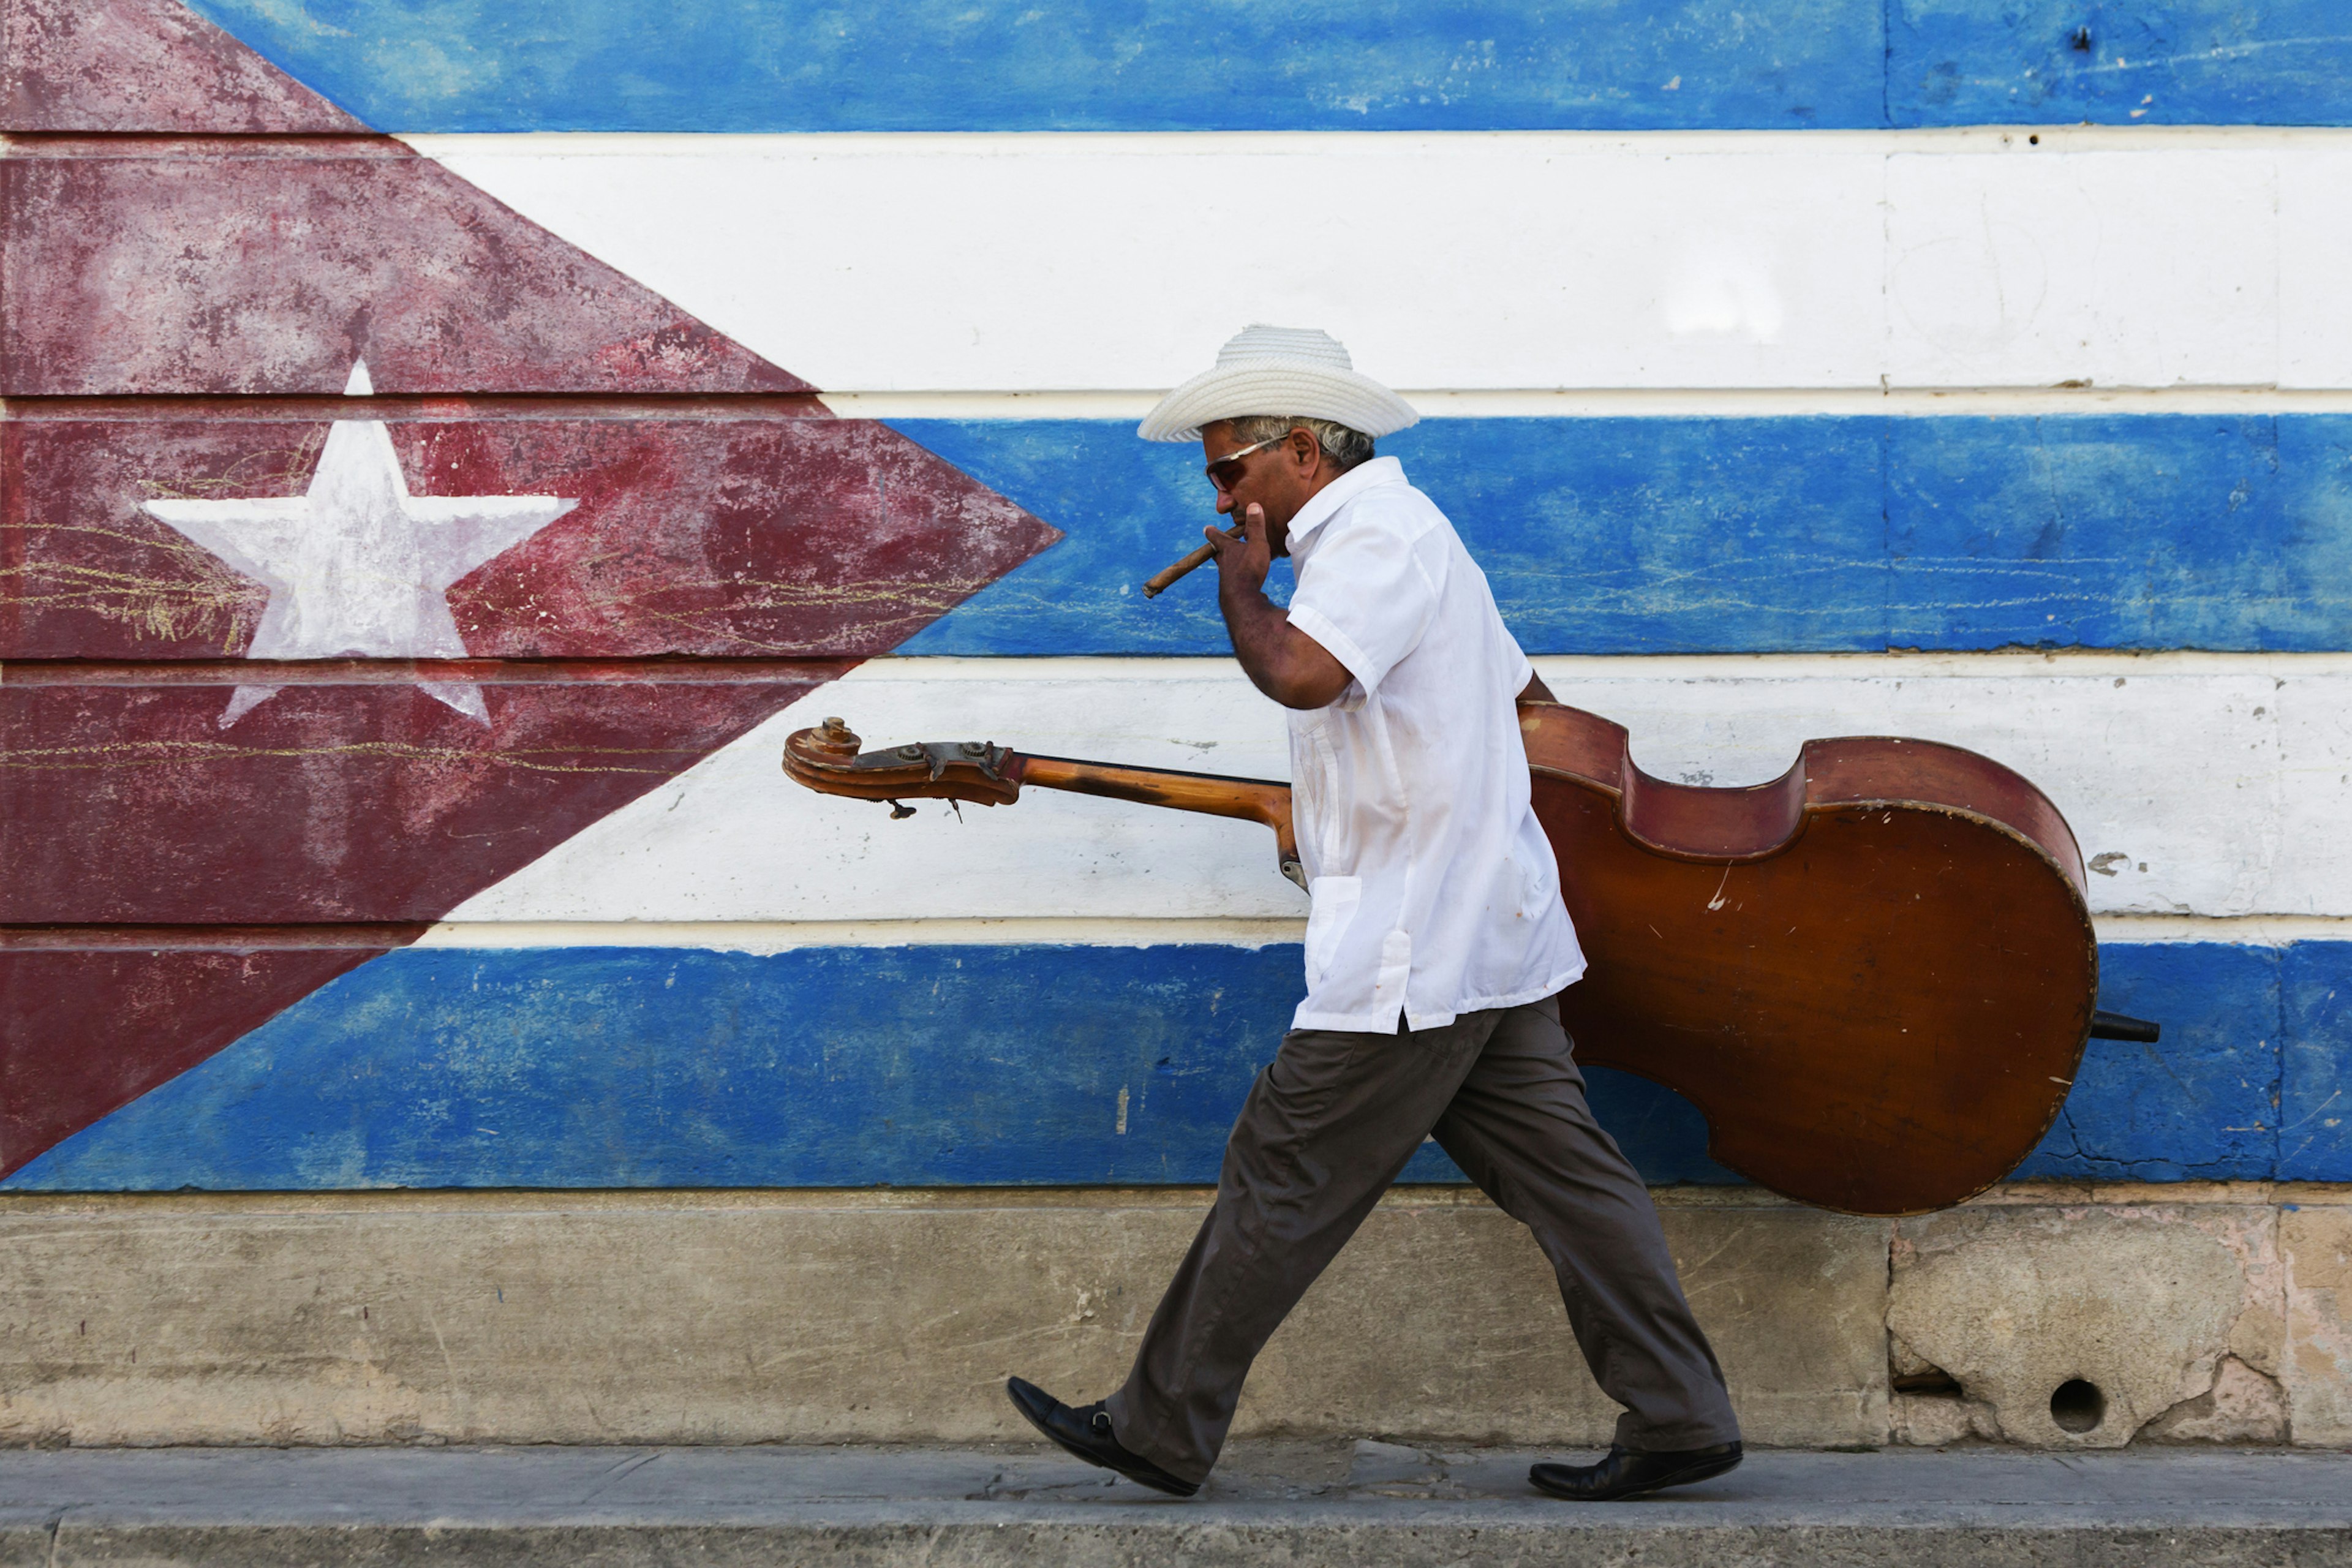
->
[[1529, 1441, 1743, 1501], [1005, 1376, 1200, 1497]]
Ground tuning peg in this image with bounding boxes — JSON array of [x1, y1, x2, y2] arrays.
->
[[806, 717, 861, 760]]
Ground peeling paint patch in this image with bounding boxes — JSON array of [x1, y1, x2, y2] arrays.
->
[[2143, 1354, 2290, 1442]]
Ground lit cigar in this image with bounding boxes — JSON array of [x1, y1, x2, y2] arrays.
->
[[1142, 523, 1243, 598]]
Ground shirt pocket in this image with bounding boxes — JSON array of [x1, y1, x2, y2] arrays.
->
[[1511, 843, 1553, 918], [1305, 726, 1352, 870], [1303, 875, 1364, 991]]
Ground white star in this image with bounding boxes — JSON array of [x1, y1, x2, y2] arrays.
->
[[144, 361, 576, 726]]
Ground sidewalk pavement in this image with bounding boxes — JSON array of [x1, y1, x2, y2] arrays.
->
[[3, 1440, 2349, 1565]]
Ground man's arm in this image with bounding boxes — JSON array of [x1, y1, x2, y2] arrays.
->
[[1205, 504, 1353, 710]]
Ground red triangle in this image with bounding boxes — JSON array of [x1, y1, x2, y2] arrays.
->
[[0, 0, 1069, 1185], [1, 0, 365, 132]]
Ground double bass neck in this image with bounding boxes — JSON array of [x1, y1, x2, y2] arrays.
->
[[781, 717, 1303, 886], [1017, 755, 1300, 881]]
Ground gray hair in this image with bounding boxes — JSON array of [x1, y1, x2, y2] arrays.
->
[[1224, 415, 1375, 472]]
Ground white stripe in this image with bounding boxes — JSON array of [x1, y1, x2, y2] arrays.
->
[[411, 130, 2352, 396], [437, 653, 2352, 929]]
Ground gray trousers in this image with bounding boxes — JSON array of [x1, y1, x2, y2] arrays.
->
[[1103, 997, 1740, 1484]]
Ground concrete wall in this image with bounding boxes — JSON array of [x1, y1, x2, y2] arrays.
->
[[5, 1183, 2346, 1450]]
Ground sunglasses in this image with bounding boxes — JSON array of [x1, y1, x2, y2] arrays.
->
[[1204, 434, 1291, 494]]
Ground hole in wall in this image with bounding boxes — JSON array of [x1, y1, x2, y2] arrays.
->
[[2050, 1378, 2105, 1433], [1893, 1366, 1963, 1396]]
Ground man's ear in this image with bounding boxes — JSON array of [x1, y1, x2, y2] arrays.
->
[[1290, 426, 1321, 477]]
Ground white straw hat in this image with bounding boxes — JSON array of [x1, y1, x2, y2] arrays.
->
[[1136, 325, 1419, 442]]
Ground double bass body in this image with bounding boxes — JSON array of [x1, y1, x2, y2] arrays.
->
[[1520, 701, 2097, 1216]]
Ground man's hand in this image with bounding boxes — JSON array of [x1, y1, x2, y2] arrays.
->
[[1202, 508, 1273, 598], [1214, 503, 1353, 710]]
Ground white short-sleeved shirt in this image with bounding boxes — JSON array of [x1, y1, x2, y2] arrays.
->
[[1280, 456, 1586, 1033]]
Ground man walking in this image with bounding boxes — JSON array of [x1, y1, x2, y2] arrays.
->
[[1007, 325, 1742, 1502]]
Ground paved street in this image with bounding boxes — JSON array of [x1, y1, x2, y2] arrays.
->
[[4, 1442, 2349, 1564]]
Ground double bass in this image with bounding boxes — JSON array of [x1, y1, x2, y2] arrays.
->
[[783, 704, 2154, 1217]]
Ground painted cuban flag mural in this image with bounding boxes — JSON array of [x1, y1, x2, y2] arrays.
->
[[3, 0, 2349, 1190]]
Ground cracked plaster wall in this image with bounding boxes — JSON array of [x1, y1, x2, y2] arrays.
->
[[1888, 1198, 2285, 1447], [0, 1184, 2345, 1450]]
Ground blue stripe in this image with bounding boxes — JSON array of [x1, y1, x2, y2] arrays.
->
[[185, 1, 2352, 131], [2283, 943, 2350, 1178], [892, 416, 2352, 657], [1890, 1, 2352, 127], [191, 0, 1879, 133], [6, 941, 2339, 1191]]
